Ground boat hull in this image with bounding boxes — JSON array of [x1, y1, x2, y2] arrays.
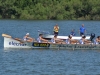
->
[[4, 37, 32, 48], [3, 37, 100, 50]]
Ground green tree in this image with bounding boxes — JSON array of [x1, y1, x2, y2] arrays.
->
[[0, 0, 100, 20]]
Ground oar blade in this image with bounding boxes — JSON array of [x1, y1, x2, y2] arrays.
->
[[2, 34, 12, 38]]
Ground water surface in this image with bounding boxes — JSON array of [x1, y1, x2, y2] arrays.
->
[[0, 20, 100, 75]]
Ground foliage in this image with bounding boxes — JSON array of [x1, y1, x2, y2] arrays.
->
[[0, 0, 100, 20]]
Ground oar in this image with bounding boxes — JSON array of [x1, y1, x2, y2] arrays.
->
[[2, 34, 24, 43], [2, 34, 12, 38]]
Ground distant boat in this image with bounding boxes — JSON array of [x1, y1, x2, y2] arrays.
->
[[38, 30, 95, 41], [43, 34, 90, 40]]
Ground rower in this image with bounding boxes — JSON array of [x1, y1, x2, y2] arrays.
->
[[23, 33, 35, 42], [51, 35, 65, 44], [79, 35, 91, 44], [66, 35, 78, 44], [94, 36, 100, 45], [37, 34, 50, 43]]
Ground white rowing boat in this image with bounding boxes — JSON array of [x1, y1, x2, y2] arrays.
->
[[38, 30, 95, 41], [43, 34, 90, 40], [2, 34, 100, 50]]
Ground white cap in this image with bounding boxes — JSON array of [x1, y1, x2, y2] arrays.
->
[[82, 35, 84, 37], [26, 33, 29, 35]]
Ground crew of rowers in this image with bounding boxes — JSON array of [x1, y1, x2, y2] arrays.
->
[[23, 33, 100, 45]]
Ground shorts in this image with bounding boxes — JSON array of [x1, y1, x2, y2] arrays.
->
[[54, 31, 58, 35], [80, 32, 84, 36]]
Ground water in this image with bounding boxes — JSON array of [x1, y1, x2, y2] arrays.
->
[[0, 20, 100, 75]]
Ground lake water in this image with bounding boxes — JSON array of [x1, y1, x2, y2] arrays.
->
[[0, 20, 100, 75]]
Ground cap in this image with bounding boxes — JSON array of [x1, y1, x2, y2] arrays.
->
[[26, 33, 29, 35], [82, 35, 85, 37], [82, 35, 86, 38]]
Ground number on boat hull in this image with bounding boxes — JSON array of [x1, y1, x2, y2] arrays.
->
[[32, 43, 50, 47]]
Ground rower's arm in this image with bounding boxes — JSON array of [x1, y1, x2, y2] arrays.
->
[[41, 37, 48, 42]]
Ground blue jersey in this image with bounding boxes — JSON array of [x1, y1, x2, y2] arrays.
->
[[80, 27, 85, 33], [70, 32, 75, 36]]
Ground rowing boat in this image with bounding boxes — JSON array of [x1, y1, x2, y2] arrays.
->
[[43, 34, 90, 40], [2, 36, 100, 50], [38, 30, 95, 41]]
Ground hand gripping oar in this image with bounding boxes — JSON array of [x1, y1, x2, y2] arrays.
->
[[2, 34, 24, 43]]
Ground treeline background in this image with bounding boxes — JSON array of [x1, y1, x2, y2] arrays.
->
[[0, 0, 100, 20]]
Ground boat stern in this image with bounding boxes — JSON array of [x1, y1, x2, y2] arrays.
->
[[3, 37, 32, 48]]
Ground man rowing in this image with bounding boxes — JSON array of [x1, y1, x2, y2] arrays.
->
[[51, 35, 66, 44], [66, 35, 78, 44], [79, 35, 91, 44], [53, 24, 59, 35], [94, 36, 100, 44], [23, 33, 35, 42], [37, 34, 50, 43]]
